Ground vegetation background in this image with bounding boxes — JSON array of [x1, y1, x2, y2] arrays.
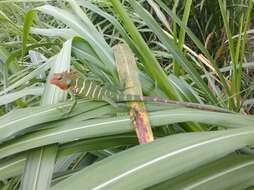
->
[[0, 0, 253, 189]]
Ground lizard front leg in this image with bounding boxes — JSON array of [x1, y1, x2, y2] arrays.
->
[[58, 89, 77, 117]]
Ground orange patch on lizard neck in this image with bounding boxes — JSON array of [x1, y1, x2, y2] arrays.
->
[[56, 82, 68, 90]]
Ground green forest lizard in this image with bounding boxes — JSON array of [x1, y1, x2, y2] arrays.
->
[[49, 71, 230, 113]]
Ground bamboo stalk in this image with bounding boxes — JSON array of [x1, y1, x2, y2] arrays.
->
[[113, 44, 154, 144]]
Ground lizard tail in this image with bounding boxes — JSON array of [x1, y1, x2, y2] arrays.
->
[[117, 94, 231, 113]]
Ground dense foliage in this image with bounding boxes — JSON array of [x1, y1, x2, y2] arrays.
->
[[0, 0, 253, 189]]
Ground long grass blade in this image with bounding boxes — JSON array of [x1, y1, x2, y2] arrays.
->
[[50, 126, 254, 190]]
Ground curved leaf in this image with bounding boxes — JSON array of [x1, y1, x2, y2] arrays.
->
[[0, 87, 43, 106], [0, 108, 253, 160], [50, 126, 254, 190], [150, 153, 254, 190]]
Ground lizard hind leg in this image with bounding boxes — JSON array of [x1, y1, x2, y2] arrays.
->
[[56, 99, 77, 118], [65, 90, 79, 115], [66, 99, 77, 116], [102, 96, 130, 114], [59, 90, 78, 117], [102, 96, 118, 108]]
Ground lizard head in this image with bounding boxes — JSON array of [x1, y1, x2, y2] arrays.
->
[[49, 71, 78, 90]]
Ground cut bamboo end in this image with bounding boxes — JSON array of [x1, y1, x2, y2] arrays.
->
[[113, 43, 154, 144]]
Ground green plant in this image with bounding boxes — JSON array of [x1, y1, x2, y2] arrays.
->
[[0, 0, 253, 189]]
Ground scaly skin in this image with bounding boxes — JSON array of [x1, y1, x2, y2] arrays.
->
[[49, 71, 231, 113]]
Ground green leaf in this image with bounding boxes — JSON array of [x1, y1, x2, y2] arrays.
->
[[20, 40, 72, 190], [31, 28, 76, 39], [20, 145, 58, 190], [154, 0, 232, 104], [0, 56, 54, 96], [22, 10, 35, 59], [109, 0, 181, 100], [0, 87, 43, 106], [149, 153, 254, 190], [50, 126, 254, 190], [0, 154, 25, 180], [36, 5, 117, 81], [129, 0, 217, 104], [0, 100, 107, 143], [76, 0, 137, 54], [0, 108, 253, 160]]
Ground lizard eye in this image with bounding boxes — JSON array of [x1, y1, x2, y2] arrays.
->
[[66, 79, 73, 86]]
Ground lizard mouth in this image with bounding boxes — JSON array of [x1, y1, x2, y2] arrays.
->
[[49, 79, 58, 85], [49, 74, 61, 85]]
